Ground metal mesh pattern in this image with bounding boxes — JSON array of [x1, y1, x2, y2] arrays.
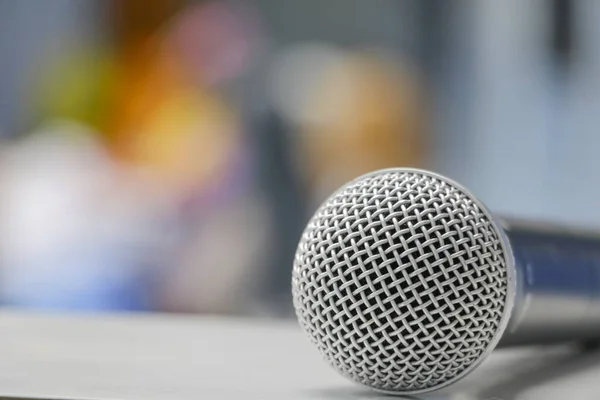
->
[[292, 169, 509, 393]]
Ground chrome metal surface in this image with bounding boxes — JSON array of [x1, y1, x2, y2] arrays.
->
[[499, 219, 600, 346], [292, 168, 516, 394]]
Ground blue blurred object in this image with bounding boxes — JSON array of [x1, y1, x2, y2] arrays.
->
[[4, 242, 156, 311]]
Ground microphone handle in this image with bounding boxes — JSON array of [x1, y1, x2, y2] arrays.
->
[[497, 218, 600, 347]]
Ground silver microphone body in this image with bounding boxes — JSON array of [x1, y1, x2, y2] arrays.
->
[[291, 168, 600, 395], [498, 219, 600, 347]]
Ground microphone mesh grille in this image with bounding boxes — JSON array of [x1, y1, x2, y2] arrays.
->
[[292, 170, 509, 393]]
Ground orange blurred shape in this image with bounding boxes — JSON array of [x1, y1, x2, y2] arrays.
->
[[298, 50, 427, 197], [107, 1, 249, 192]]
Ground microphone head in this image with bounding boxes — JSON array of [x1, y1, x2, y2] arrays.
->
[[292, 168, 515, 394]]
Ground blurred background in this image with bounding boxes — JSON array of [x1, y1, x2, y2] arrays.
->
[[0, 0, 596, 315]]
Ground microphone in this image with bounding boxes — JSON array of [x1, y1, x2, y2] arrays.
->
[[291, 168, 600, 395]]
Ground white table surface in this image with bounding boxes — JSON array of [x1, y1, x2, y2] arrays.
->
[[1, 311, 600, 400]]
